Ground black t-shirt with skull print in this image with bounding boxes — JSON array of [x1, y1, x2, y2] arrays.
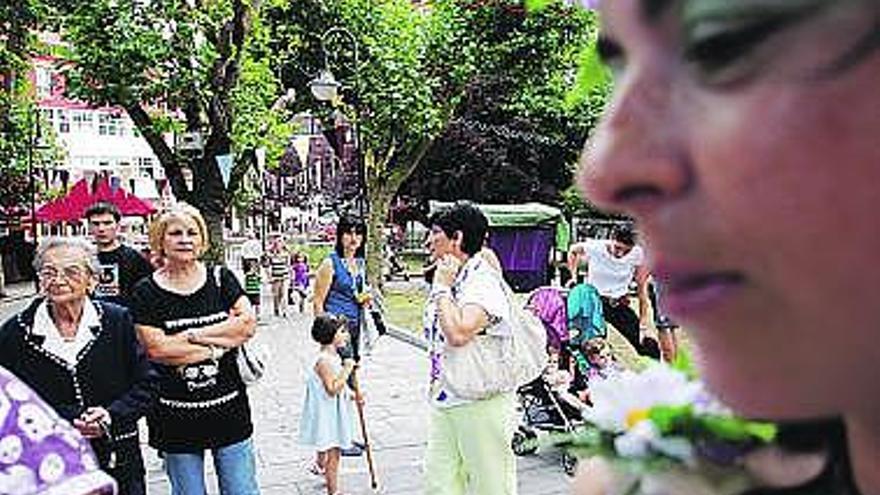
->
[[129, 265, 252, 453]]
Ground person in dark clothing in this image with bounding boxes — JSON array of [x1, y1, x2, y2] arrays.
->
[[86, 201, 154, 307], [129, 203, 260, 494], [0, 236, 157, 495]]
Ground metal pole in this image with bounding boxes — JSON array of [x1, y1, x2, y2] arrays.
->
[[355, 120, 366, 217], [28, 110, 37, 241], [320, 27, 362, 217], [261, 170, 267, 253]]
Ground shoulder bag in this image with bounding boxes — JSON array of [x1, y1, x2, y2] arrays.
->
[[440, 265, 548, 400], [214, 266, 268, 386]]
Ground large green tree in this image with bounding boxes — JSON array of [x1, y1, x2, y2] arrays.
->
[[1, 0, 59, 215], [271, 0, 601, 286], [1, 0, 40, 207], [402, 1, 601, 206], [57, 0, 292, 257], [269, 0, 478, 286]]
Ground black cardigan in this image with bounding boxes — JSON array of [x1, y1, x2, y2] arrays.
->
[[0, 298, 157, 480]]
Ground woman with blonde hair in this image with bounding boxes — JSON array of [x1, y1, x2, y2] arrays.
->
[[129, 204, 260, 494]]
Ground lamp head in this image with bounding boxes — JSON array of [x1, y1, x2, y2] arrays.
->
[[310, 70, 340, 102]]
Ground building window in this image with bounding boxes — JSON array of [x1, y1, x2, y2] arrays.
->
[[57, 110, 70, 133], [72, 112, 95, 133], [98, 114, 123, 136]]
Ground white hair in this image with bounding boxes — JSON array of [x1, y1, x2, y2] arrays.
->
[[32, 236, 100, 275]]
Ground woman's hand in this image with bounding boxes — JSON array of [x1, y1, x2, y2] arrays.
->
[[73, 406, 111, 439], [356, 291, 373, 307], [343, 358, 356, 372], [433, 255, 461, 289]]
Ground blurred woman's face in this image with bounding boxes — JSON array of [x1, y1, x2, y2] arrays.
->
[[581, 0, 880, 418], [340, 229, 363, 255], [162, 216, 203, 263], [39, 246, 95, 306]]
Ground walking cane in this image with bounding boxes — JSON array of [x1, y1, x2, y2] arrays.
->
[[351, 367, 379, 491]]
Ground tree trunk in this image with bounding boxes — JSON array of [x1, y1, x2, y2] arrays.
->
[[366, 190, 393, 292], [202, 208, 226, 265], [193, 143, 230, 264]]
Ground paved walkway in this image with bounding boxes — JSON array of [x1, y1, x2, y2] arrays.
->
[[0, 284, 574, 494]]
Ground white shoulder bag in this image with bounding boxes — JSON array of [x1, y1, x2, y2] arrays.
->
[[440, 264, 547, 400], [214, 266, 268, 386]]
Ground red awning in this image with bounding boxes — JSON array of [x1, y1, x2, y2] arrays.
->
[[35, 178, 157, 223]]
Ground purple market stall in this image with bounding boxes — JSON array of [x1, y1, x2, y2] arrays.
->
[[429, 202, 571, 292]]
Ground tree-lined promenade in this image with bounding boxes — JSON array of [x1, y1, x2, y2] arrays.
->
[[2, 0, 609, 281]]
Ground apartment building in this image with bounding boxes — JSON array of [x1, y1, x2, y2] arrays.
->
[[31, 51, 166, 204]]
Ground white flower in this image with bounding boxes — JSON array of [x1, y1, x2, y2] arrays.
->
[[613, 419, 696, 462], [584, 363, 702, 433], [614, 419, 658, 458]]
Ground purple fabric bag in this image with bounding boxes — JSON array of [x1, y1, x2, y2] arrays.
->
[[0, 366, 116, 495]]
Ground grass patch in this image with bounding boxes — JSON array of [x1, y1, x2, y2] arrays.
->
[[380, 285, 693, 373], [383, 285, 427, 332]]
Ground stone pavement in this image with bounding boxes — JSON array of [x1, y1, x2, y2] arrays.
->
[[0, 284, 575, 495]]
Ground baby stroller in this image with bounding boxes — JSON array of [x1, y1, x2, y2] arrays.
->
[[512, 375, 584, 475], [511, 286, 601, 476]]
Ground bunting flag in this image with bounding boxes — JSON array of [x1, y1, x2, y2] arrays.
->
[[216, 154, 234, 188], [293, 136, 311, 170]]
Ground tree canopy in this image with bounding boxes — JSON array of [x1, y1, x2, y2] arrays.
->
[[1, 0, 59, 214], [55, 0, 290, 256], [402, 1, 606, 208]]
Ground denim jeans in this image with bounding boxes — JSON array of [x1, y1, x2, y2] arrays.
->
[[164, 438, 260, 495]]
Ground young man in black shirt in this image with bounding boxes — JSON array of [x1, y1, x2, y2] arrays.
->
[[87, 201, 154, 307]]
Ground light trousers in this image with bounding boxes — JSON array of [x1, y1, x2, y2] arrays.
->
[[425, 393, 517, 495]]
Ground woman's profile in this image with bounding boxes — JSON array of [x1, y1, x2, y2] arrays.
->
[[575, 0, 880, 493]]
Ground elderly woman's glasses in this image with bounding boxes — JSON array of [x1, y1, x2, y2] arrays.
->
[[39, 265, 90, 281]]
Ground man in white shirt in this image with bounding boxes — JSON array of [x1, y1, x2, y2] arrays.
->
[[567, 226, 652, 356]]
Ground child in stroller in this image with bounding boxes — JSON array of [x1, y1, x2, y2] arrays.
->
[[511, 349, 583, 475], [568, 337, 622, 405], [511, 285, 606, 475]]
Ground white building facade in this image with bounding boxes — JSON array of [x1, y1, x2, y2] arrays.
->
[[31, 53, 168, 204]]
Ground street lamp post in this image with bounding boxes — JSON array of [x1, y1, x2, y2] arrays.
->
[[309, 26, 366, 217], [28, 109, 43, 241], [255, 147, 267, 252]]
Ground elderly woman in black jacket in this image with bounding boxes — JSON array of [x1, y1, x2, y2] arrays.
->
[[0, 236, 156, 495]]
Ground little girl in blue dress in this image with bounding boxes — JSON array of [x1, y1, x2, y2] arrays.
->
[[299, 314, 358, 495]]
